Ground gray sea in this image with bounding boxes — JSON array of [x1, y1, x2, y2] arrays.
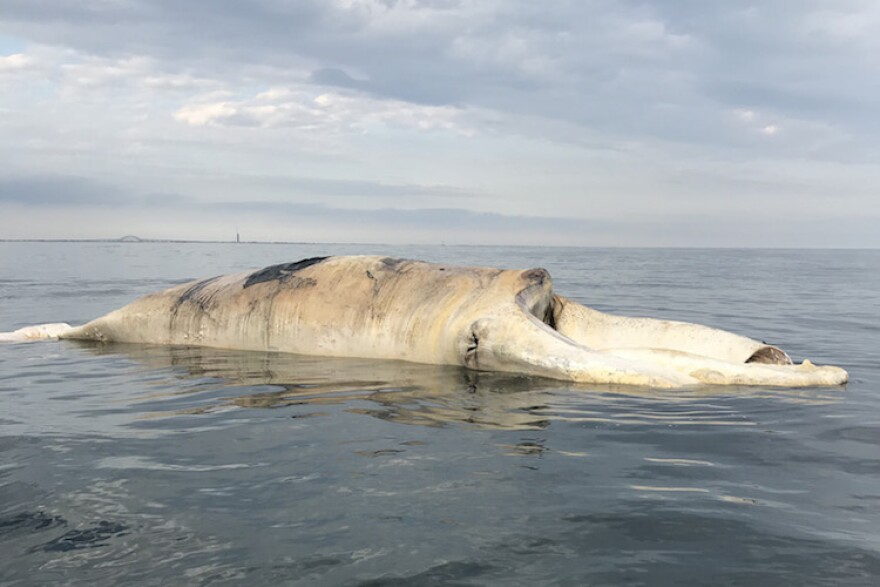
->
[[0, 242, 878, 586]]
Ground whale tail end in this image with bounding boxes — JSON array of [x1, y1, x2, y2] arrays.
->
[[0, 323, 75, 343]]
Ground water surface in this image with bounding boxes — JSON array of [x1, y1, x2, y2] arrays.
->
[[1, 243, 878, 585]]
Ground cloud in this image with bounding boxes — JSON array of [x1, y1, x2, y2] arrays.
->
[[0, 173, 475, 207], [1, 1, 879, 246], [240, 176, 477, 199], [58, 54, 216, 91], [0, 173, 606, 243], [3, 1, 877, 147], [310, 67, 369, 91], [0, 52, 30, 70], [173, 87, 473, 135], [2, 172, 877, 247], [0, 175, 122, 206]]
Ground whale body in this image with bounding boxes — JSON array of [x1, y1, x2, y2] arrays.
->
[[2, 256, 848, 388]]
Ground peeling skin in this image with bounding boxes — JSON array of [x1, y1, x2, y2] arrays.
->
[[1, 256, 848, 388]]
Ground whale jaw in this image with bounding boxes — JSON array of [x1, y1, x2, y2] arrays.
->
[[478, 292, 848, 388]]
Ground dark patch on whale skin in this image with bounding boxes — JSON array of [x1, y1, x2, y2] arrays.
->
[[465, 331, 480, 369], [174, 275, 222, 311], [522, 268, 549, 285], [543, 300, 557, 330], [379, 257, 408, 272], [747, 345, 792, 365], [244, 256, 330, 289], [364, 258, 411, 300], [365, 270, 382, 297]]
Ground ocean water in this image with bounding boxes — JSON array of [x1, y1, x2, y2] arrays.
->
[[0, 242, 878, 586]]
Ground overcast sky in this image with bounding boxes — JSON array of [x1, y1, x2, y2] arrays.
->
[[1, 0, 878, 246]]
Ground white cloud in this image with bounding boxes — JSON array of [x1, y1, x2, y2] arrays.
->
[[173, 101, 239, 126], [173, 87, 474, 135], [0, 45, 220, 96], [0, 53, 31, 70], [761, 124, 778, 136], [58, 53, 219, 93], [59, 55, 150, 87]]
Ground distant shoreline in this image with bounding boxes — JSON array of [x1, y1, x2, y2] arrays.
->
[[0, 239, 876, 250], [0, 238, 319, 245]]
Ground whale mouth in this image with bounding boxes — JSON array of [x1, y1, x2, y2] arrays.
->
[[537, 293, 795, 367]]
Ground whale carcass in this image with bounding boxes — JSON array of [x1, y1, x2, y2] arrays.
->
[[1, 256, 848, 388]]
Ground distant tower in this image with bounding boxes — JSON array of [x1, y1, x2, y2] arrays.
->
[[236, 230, 240, 243]]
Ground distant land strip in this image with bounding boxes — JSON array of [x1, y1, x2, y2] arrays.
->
[[0, 239, 874, 250], [0, 237, 324, 245]]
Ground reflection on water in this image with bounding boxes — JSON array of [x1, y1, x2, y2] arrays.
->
[[83, 341, 566, 431], [78, 342, 844, 433]]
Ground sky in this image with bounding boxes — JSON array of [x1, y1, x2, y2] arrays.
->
[[1, 0, 878, 247]]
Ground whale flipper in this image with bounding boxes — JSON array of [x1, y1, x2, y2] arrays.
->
[[0, 323, 74, 342]]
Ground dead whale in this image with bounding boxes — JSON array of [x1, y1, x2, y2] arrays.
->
[[0, 256, 848, 388]]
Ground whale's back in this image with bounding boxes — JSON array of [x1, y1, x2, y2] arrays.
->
[[62, 256, 549, 365]]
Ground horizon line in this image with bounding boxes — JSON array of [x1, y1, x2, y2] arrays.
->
[[0, 237, 877, 251]]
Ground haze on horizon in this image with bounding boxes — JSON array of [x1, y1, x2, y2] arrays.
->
[[1, 1, 878, 247]]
